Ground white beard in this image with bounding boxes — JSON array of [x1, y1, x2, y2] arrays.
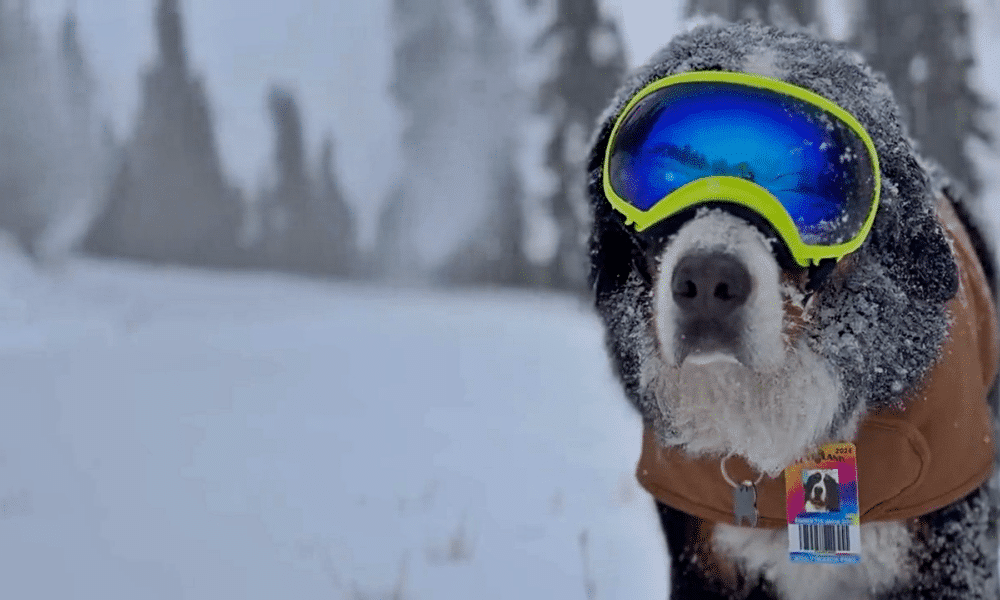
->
[[644, 342, 846, 476]]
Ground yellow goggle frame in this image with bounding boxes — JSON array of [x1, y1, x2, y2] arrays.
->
[[602, 71, 881, 267]]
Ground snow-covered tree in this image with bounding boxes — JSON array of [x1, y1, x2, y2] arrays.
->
[[258, 86, 311, 271], [0, 2, 108, 262], [83, 0, 242, 266], [440, 0, 529, 287], [378, 0, 527, 286], [849, 0, 986, 195], [316, 135, 356, 277], [531, 0, 626, 291], [254, 87, 351, 275], [254, 88, 357, 277], [686, 0, 817, 27], [31, 9, 116, 263], [0, 0, 61, 255], [58, 11, 93, 109]]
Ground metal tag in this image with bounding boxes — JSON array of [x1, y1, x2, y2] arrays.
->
[[733, 482, 758, 527]]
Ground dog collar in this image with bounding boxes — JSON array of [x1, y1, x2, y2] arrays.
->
[[635, 197, 999, 527]]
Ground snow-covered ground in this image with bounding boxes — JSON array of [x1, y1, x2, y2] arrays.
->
[[0, 247, 668, 599]]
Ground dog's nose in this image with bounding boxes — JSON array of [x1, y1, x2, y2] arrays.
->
[[671, 253, 752, 319]]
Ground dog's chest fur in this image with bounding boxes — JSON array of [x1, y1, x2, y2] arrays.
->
[[713, 521, 913, 599]]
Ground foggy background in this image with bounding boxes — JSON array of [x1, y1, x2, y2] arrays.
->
[[6, 0, 998, 288], [1, 0, 999, 597]]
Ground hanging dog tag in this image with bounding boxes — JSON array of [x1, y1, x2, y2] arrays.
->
[[733, 482, 758, 527], [785, 443, 861, 564]]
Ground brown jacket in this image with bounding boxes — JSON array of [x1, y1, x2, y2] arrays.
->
[[637, 200, 999, 528]]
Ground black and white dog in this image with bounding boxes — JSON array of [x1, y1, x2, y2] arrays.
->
[[803, 470, 839, 513], [588, 23, 999, 600]]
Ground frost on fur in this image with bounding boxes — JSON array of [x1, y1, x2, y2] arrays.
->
[[646, 343, 844, 476]]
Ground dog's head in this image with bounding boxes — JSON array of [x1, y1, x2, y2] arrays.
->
[[803, 470, 840, 512], [588, 23, 958, 475], [803, 471, 826, 510]]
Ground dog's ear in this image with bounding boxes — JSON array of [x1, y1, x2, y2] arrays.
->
[[587, 108, 649, 302], [588, 198, 645, 300], [868, 156, 958, 305], [586, 123, 657, 410], [825, 476, 840, 509]]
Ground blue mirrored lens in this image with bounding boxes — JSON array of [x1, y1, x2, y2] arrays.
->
[[608, 82, 876, 245]]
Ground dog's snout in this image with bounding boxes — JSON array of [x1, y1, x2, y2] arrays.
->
[[671, 253, 752, 319]]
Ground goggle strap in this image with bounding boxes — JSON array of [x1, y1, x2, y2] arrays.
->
[[805, 258, 838, 293]]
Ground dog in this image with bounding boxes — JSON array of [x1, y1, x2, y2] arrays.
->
[[803, 470, 839, 513], [587, 23, 999, 599]]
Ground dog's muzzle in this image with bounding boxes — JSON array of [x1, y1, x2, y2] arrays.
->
[[671, 251, 752, 362]]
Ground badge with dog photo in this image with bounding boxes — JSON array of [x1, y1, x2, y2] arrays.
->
[[785, 442, 861, 564]]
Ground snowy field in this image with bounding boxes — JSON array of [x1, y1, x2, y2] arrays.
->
[[0, 247, 668, 599]]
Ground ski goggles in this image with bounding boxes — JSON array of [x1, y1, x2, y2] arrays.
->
[[602, 71, 881, 267]]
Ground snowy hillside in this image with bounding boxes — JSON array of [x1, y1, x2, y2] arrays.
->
[[0, 251, 667, 598]]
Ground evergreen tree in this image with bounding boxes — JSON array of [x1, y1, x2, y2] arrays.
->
[[0, 0, 60, 255], [444, 144, 529, 286], [686, 0, 817, 26], [59, 11, 93, 108], [317, 135, 356, 277], [379, 0, 527, 287], [258, 86, 314, 272], [376, 0, 452, 282], [258, 87, 357, 277], [849, 0, 986, 195], [33, 9, 110, 262], [270, 89, 309, 216], [375, 183, 409, 280], [532, 0, 626, 292], [83, 0, 242, 266], [440, 0, 529, 286]]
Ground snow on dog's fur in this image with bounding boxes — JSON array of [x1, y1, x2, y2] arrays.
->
[[588, 22, 998, 599], [644, 210, 848, 476]]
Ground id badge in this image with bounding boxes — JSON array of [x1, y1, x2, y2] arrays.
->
[[784, 442, 861, 564]]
